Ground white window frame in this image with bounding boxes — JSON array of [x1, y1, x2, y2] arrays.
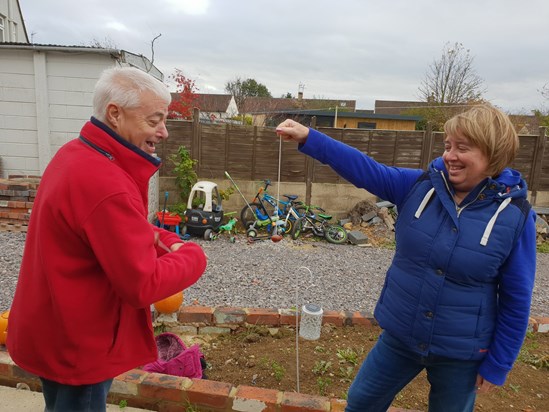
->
[[11, 21, 17, 42], [0, 14, 6, 42]]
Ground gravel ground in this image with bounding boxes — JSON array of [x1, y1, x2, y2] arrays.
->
[[1, 231, 548, 317]]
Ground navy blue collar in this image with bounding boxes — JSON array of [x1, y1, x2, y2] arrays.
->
[[90, 116, 161, 167]]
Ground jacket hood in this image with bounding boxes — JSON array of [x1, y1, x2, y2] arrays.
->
[[429, 156, 528, 200]]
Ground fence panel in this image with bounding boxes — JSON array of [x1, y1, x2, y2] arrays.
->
[[163, 117, 545, 197]]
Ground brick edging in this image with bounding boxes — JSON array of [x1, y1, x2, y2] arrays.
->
[[0, 306, 546, 411]]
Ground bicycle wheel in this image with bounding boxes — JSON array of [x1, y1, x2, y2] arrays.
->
[[240, 202, 268, 229], [291, 217, 305, 240], [324, 224, 348, 244]]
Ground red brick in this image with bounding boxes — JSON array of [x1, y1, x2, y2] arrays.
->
[[116, 369, 148, 384], [233, 385, 281, 412], [25, 202, 34, 209], [246, 308, 280, 325], [158, 402, 188, 412], [322, 310, 344, 326], [0, 349, 11, 374], [330, 398, 347, 412], [186, 378, 232, 409], [139, 372, 185, 402], [12, 365, 38, 380], [279, 309, 299, 326], [351, 311, 373, 327], [280, 391, 329, 411], [178, 306, 214, 324], [214, 307, 247, 324]]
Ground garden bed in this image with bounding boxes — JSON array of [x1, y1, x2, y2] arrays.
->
[[191, 324, 549, 411]]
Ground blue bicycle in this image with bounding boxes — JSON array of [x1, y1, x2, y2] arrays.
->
[[240, 180, 305, 232]]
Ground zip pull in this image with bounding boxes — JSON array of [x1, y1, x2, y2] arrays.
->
[[79, 136, 115, 161]]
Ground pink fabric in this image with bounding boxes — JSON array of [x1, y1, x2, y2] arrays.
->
[[143, 332, 203, 379]]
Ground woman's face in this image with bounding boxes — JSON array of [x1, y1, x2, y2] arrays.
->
[[442, 131, 490, 194]]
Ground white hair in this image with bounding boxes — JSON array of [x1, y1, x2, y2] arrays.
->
[[92, 66, 171, 122]]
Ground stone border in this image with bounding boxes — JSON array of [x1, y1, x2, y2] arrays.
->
[[0, 306, 546, 411]]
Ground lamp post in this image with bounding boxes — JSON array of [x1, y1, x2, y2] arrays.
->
[[333, 105, 338, 128]]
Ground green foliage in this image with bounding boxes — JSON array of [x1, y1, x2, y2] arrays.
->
[[336, 348, 361, 365], [219, 184, 235, 201], [316, 377, 332, 395], [185, 402, 200, 412], [271, 360, 286, 381], [518, 333, 548, 370], [153, 323, 167, 335], [338, 366, 355, 383], [225, 76, 272, 108], [170, 146, 198, 205], [312, 360, 332, 376], [537, 241, 549, 253], [118, 399, 128, 409], [533, 109, 549, 132]]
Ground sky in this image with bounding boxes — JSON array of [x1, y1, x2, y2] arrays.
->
[[19, 0, 549, 114]]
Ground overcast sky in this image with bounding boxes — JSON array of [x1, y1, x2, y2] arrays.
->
[[20, 0, 549, 113]]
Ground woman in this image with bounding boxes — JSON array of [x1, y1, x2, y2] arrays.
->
[[276, 104, 536, 412]]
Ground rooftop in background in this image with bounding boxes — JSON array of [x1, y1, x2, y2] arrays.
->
[[0, 42, 164, 81], [241, 96, 356, 114]]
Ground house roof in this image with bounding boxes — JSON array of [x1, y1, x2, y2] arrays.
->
[[281, 109, 422, 121], [241, 97, 356, 114], [0, 43, 163, 80], [15, 0, 29, 43], [375, 100, 430, 115], [192, 94, 234, 112]]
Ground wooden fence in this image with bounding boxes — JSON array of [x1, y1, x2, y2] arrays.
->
[[159, 109, 548, 204]]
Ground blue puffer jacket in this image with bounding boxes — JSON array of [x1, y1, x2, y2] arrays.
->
[[300, 128, 536, 385]]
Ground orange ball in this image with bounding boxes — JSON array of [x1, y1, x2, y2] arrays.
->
[[0, 310, 9, 345], [153, 291, 184, 314]]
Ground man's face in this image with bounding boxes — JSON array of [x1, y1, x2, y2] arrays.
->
[[107, 90, 169, 155]]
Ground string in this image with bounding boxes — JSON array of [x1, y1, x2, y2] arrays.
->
[[295, 266, 314, 393], [273, 134, 283, 235]]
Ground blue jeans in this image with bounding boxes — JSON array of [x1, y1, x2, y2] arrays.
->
[[40, 377, 113, 412], [346, 332, 479, 412]]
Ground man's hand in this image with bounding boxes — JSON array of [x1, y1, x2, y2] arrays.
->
[[275, 119, 310, 144], [170, 242, 184, 252]]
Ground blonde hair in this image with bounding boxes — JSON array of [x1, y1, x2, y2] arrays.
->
[[93, 66, 171, 122], [444, 104, 518, 176]]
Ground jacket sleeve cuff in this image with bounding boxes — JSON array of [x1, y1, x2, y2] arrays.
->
[[298, 128, 325, 158], [478, 357, 510, 386]]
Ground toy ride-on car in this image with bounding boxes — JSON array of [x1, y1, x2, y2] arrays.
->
[[182, 181, 224, 240]]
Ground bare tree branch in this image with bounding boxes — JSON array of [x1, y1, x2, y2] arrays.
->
[[418, 42, 485, 105]]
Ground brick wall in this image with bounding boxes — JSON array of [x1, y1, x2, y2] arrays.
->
[[0, 176, 40, 232], [0, 305, 547, 411]]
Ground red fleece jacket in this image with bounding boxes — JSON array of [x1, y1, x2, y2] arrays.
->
[[7, 118, 207, 385]]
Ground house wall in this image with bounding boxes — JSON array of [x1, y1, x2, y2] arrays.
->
[[0, 0, 28, 42], [335, 117, 416, 130], [0, 49, 114, 177]]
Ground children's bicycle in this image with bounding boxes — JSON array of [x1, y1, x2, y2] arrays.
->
[[290, 207, 348, 244], [240, 179, 304, 230]]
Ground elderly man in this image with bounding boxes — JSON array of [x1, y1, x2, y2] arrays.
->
[[7, 67, 207, 411]]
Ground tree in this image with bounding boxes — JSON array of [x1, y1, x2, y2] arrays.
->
[[168, 68, 199, 120], [225, 77, 272, 108], [419, 42, 485, 104]]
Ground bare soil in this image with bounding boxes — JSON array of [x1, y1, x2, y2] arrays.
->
[[191, 324, 549, 411]]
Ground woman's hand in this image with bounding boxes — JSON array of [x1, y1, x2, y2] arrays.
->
[[475, 374, 494, 394], [275, 119, 310, 144]]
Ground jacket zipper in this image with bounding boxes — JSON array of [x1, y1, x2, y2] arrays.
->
[[440, 171, 487, 217], [79, 136, 115, 161]]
